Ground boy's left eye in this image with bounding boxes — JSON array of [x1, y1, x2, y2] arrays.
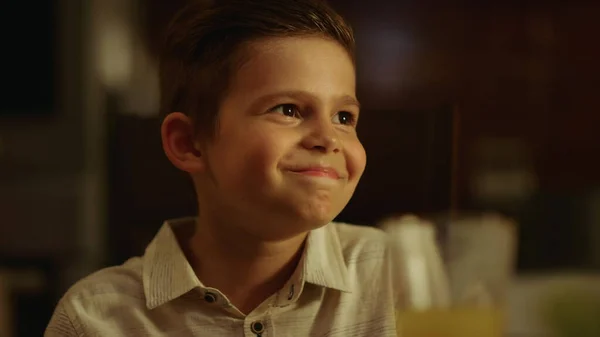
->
[[332, 111, 356, 126]]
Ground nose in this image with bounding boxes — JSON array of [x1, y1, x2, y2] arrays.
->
[[301, 117, 340, 153]]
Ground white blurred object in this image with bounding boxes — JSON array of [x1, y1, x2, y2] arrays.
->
[[381, 215, 450, 310], [382, 213, 517, 311], [459, 281, 494, 308], [444, 214, 517, 308]]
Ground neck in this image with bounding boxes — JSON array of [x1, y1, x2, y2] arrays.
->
[[185, 214, 307, 314]]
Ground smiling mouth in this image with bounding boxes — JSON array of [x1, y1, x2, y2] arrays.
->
[[288, 167, 341, 180]]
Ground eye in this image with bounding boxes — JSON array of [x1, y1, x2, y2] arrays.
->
[[332, 111, 356, 126], [270, 104, 301, 118]]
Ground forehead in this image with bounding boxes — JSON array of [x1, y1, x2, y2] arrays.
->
[[226, 36, 356, 103]]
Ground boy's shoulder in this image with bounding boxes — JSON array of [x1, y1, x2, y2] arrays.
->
[[328, 221, 389, 251], [58, 222, 390, 305], [325, 222, 401, 304], [330, 221, 387, 239], [47, 256, 163, 336], [59, 257, 145, 308], [324, 221, 392, 267]]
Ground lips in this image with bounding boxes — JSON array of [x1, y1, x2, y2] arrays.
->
[[288, 166, 341, 179]]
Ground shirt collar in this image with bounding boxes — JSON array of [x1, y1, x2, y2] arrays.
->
[[267, 223, 353, 308], [303, 223, 352, 293], [142, 218, 352, 309]]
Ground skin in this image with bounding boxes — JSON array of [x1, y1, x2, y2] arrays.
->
[[161, 36, 366, 314]]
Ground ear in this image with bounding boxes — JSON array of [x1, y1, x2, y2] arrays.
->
[[161, 112, 205, 173]]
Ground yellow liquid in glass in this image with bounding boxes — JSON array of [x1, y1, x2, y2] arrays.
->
[[396, 308, 504, 337]]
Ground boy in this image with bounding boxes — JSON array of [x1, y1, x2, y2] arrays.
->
[[46, 0, 401, 335]]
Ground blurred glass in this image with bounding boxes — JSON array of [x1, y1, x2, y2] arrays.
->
[[383, 213, 517, 337]]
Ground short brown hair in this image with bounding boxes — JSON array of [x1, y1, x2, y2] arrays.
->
[[159, 0, 355, 138]]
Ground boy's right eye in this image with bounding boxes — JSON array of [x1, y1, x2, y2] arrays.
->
[[270, 104, 301, 118]]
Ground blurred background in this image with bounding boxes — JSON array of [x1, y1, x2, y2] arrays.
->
[[0, 0, 599, 336]]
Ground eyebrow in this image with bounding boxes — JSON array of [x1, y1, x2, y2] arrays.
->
[[252, 90, 361, 110]]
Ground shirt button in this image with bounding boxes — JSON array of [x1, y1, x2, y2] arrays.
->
[[287, 284, 295, 300], [250, 321, 265, 335], [203, 292, 217, 303]]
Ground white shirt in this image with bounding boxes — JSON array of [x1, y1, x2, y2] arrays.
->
[[45, 218, 402, 336]]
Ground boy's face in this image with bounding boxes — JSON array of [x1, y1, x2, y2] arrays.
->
[[197, 36, 365, 239]]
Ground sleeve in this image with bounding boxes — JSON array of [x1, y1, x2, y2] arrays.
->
[[44, 301, 79, 337]]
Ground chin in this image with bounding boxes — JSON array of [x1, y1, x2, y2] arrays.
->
[[299, 216, 334, 230], [273, 216, 333, 240], [295, 205, 340, 229], [263, 191, 350, 237], [256, 217, 329, 241], [268, 205, 336, 236]]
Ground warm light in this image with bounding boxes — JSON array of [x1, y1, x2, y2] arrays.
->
[[97, 21, 134, 91]]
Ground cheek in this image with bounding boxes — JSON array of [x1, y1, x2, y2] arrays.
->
[[213, 127, 291, 183], [344, 138, 367, 181], [244, 130, 289, 170]]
